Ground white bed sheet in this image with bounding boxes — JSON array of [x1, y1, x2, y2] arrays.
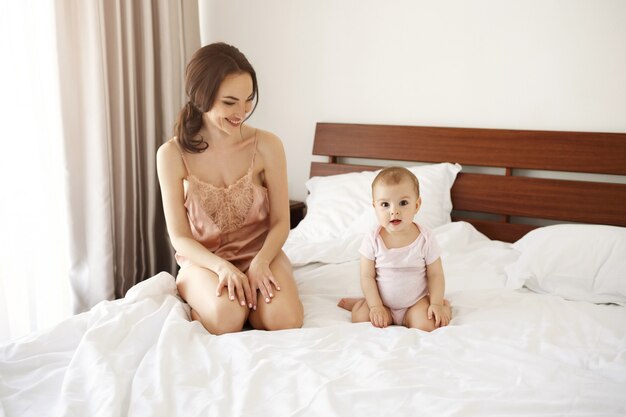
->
[[1, 223, 625, 416]]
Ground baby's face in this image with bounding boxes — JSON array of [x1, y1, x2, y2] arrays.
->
[[372, 180, 421, 233]]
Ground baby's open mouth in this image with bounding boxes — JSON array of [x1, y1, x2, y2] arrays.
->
[[390, 219, 402, 225]]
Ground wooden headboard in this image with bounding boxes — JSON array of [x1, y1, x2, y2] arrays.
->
[[310, 123, 626, 242]]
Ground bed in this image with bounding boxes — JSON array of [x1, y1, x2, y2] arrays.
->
[[2, 123, 626, 416]]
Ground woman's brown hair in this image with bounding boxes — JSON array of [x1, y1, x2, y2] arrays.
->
[[174, 43, 259, 153]]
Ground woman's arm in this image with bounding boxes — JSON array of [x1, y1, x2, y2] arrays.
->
[[156, 141, 222, 269], [254, 131, 291, 261], [246, 131, 291, 304], [156, 141, 251, 303]]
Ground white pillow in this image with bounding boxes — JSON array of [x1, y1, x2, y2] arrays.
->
[[289, 163, 462, 243], [504, 224, 626, 304]]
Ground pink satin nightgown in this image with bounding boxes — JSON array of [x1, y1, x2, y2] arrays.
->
[[172, 134, 270, 272]]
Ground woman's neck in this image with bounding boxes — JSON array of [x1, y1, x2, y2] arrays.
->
[[200, 123, 243, 149]]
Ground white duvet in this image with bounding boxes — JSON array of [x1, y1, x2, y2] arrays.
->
[[1, 222, 625, 416]]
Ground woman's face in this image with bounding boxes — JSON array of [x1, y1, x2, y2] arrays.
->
[[206, 72, 254, 134]]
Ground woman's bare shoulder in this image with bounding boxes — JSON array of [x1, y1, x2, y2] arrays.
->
[[254, 128, 283, 152], [156, 138, 185, 174], [157, 137, 180, 158]]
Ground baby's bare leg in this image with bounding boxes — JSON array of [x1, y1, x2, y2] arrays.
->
[[338, 298, 374, 323], [350, 299, 371, 323], [404, 297, 451, 332]]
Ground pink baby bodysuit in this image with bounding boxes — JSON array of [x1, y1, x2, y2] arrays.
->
[[359, 223, 442, 325]]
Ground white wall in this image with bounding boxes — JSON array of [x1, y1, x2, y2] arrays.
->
[[198, 0, 626, 201]]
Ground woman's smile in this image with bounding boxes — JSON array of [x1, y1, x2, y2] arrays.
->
[[226, 117, 242, 127]]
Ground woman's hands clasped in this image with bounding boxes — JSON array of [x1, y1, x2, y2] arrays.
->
[[247, 257, 281, 311], [215, 261, 253, 308]]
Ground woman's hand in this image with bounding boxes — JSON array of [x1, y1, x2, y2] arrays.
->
[[428, 303, 450, 328], [215, 261, 253, 308], [247, 257, 280, 310], [369, 305, 391, 328]]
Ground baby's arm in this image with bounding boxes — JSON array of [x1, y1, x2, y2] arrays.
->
[[426, 258, 450, 327], [360, 256, 391, 328]]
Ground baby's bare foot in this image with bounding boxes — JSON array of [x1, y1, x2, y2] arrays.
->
[[337, 297, 362, 311]]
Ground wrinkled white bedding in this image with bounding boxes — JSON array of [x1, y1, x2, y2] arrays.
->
[[1, 222, 625, 416]]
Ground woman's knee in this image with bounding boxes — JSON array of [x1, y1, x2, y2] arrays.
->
[[267, 314, 303, 331], [262, 252, 303, 330], [196, 305, 247, 335], [206, 319, 245, 335], [176, 265, 251, 334], [257, 302, 304, 331], [273, 305, 304, 330]]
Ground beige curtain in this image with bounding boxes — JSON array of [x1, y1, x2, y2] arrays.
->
[[54, 0, 200, 312]]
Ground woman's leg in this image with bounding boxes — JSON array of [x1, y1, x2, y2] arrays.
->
[[248, 251, 304, 331], [403, 296, 451, 332], [176, 265, 249, 335]]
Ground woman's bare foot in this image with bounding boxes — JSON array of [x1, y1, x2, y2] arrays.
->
[[337, 298, 363, 311]]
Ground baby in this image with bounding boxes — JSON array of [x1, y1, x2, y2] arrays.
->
[[338, 167, 451, 331]]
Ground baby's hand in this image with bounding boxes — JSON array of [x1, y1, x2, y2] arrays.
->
[[428, 303, 450, 328], [369, 305, 391, 328]]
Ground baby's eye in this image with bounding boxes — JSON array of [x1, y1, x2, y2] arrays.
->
[[380, 202, 390, 208], [400, 200, 409, 206]]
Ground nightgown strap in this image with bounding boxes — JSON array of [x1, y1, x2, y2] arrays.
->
[[171, 137, 191, 177], [249, 129, 259, 172]]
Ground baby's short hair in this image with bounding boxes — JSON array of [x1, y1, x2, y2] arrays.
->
[[372, 166, 420, 197]]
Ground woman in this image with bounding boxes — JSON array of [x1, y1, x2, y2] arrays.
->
[[157, 43, 303, 334]]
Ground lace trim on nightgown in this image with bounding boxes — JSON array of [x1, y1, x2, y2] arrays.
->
[[187, 169, 254, 233]]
